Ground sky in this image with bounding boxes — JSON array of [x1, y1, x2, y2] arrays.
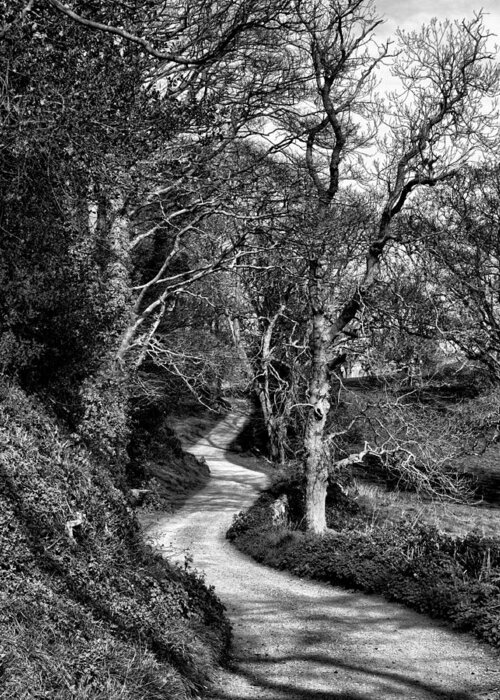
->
[[370, 1, 500, 92], [375, 0, 500, 40]]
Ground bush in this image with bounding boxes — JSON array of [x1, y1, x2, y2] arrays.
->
[[78, 362, 130, 478], [228, 485, 500, 650]]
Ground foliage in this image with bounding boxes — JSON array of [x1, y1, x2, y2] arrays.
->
[[0, 1, 155, 428], [0, 380, 230, 699], [76, 363, 131, 477], [126, 399, 212, 511], [228, 481, 500, 650]]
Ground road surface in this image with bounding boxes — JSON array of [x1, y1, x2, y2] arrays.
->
[[143, 405, 500, 700]]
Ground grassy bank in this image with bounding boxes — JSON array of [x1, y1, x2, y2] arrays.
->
[[128, 401, 219, 514], [0, 381, 230, 699], [227, 471, 500, 650]]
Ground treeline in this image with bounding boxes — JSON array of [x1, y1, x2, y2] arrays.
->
[[2, 0, 500, 530]]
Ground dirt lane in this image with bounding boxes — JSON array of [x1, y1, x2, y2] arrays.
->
[[143, 406, 500, 700]]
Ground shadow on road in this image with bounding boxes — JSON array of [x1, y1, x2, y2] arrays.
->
[[152, 404, 499, 700]]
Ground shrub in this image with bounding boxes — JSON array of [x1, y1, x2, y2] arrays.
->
[[78, 363, 130, 477]]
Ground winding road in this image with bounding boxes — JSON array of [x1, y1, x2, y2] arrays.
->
[[143, 405, 500, 700]]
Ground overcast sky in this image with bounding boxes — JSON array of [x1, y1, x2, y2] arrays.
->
[[370, 1, 500, 92], [375, 0, 500, 39]]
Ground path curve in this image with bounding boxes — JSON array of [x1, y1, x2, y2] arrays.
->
[[143, 405, 500, 700]]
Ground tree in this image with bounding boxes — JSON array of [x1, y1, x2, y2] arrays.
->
[[0, 1, 152, 390], [0, 1, 185, 467], [257, 4, 500, 532], [0, 0, 295, 447], [35, 0, 297, 373], [3, 0, 499, 510]]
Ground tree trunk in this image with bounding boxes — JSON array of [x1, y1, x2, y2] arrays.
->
[[116, 319, 138, 365], [274, 415, 288, 464], [260, 401, 288, 464], [255, 360, 290, 465], [303, 280, 331, 533]]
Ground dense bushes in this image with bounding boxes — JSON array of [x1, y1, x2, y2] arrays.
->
[[0, 381, 230, 699], [227, 485, 500, 649]]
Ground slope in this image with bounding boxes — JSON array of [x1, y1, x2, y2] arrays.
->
[[0, 380, 230, 699]]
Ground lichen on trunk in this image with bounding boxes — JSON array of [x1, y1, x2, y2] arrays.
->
[[303, 288, 332, 533]]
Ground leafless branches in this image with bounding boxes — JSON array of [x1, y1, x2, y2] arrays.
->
[[326, 379, 483, 503]]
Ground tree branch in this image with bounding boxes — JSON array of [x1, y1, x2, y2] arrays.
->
[[47, 0, 197, 65]]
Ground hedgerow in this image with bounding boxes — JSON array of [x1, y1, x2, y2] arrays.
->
[[227, 485, 500, 649], [0, 380, 230, 699]]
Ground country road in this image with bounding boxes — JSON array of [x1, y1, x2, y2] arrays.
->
[[142, 405, 500, 700]]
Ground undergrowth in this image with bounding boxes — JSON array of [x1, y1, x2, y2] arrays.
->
[[128, 401, 211, 512], [227, 474, 500, 650], [0, 381, 230, 699]]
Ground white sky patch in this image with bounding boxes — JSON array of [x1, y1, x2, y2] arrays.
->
[[373, 1, 500, 92], [375, 0, 500, 39]]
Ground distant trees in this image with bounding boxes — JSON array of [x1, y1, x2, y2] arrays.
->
[[412, 165, 500, 381]]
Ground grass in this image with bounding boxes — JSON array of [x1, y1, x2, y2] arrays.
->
[[354, 481, 500, 538], [0, 380, 230, 699]]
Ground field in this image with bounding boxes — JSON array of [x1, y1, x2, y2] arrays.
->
[[332, 371, 500, 537]]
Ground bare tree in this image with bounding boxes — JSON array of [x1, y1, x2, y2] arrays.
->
[[265, 5, 500, 532]]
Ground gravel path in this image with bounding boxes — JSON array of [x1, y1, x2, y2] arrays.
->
[[143, 406, 500, 700]]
